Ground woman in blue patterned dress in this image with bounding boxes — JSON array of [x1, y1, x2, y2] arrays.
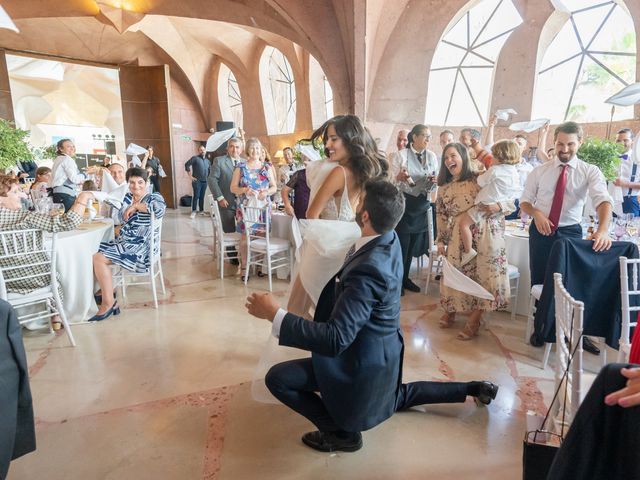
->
[[230, 138, 277, 276], [91, 167, 166, 321]]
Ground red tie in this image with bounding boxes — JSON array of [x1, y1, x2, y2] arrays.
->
[[548, 165, 568, 233]]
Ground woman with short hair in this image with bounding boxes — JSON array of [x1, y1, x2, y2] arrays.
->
[[91, 167, 166, 321]]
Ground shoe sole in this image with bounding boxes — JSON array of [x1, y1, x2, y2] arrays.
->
[[301, 437, 363, 452], [474, 385, 499, 406]]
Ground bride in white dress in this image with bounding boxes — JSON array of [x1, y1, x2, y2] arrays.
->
[[287, 115, 388, 318]]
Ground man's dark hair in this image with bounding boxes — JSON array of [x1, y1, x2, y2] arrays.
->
[[554, 121, 583, 141], [126, 166, 148, 182], [515, 134, 527, 140], [283, 146, 293, 153], [362, 179, 405, 234], [618, 128, 634, 139]]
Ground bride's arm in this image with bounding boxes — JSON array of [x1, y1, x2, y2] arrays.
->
[[306, 166, 346, 219]]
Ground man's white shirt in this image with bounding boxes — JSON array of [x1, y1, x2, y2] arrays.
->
[[520, 156, 612, 227]]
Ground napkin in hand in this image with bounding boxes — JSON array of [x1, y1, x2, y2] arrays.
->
[[442, 258, 495, 300], [495, 108, 517, 121], [206, 128, 237, 152], [509, 119, 550, 133], [125, 143, 148, 156]]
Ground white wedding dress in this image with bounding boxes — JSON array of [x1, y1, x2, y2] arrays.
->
[[287, 160, 361, 318], [251, 160, 361, 404]]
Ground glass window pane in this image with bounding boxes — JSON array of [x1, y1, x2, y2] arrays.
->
[[534, 0, 635, 123], [426, 0, 522, 126]]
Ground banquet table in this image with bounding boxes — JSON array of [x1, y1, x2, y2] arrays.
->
[[51, 219, 114, 323]]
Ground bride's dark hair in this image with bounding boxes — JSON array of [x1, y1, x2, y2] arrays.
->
[[311, 115, 388, 188]]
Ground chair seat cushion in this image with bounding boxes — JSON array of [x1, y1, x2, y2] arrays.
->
[[251, 237, 290, 252], [507, 264, 520, 278], [8, 287, 53, 305]]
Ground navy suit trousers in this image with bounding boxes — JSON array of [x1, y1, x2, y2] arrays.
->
[[265, 358, 468, 433]]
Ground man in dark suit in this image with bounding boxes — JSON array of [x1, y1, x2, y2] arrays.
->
[[247, 179, 499, 452], [0, 300, 35, 477], [208, 137, 242, 233]]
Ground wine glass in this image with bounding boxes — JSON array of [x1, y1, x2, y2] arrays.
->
[[614, 218, 627, 241], [50, 203, 64, 218]]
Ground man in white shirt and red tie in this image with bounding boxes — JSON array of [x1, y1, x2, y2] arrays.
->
[[613, 128, 640, 217], [520, 121, 613, 287], [520, 122, 613, 354]]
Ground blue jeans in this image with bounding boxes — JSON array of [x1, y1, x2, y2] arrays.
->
[[191, 180, 207, 212]]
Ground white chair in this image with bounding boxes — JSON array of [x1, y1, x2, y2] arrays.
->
[[0, 229, 75, 346], [552, 272, 584, 426], [112, 211, 166, 309], [209, 196, 240, 279], [423, 206, 443, 295], [618, 256, 640, 362], [241, 205, 292, 292], [507, 264, 520, 322]]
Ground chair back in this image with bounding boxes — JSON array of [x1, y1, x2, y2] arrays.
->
[[209, 195, 224, 241], [553, 272, 584, 420], [426, 205, 435, 251], [0, 228, 58, 299], [241, 204, 270, 243], [149, 211, 163, 265], [619, 256, 640, 360]]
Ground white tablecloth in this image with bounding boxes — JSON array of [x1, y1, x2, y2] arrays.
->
[[54, 220, 115, 323], [505, 227, 530, 316], [271, 212, 295, 279]]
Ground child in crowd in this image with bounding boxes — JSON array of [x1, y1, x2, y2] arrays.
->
[[30, 166, 52, 206], [458, 139, 522, 265]]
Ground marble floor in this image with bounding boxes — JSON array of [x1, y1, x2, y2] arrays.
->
[[7, 209, 606, 480]]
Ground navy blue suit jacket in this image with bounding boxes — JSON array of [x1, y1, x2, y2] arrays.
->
[[278, 230, 404, 432]]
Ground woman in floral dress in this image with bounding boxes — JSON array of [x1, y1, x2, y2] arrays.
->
[[435, 142, 512, 340], [230, 137, 277, 276]]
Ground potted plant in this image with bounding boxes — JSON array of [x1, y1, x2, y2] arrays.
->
[[577, 136, 624, 181], [0, 118, 33, 172]]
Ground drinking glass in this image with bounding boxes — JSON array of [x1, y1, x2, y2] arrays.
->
[[50, 203, 65, 217], [614, 218, 627, 241]]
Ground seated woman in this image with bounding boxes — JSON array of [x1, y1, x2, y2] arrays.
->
[[91, 167, 166, 321], [0, 175, 93, 328], [230, 138, 277, 278], [435, 143, 513, 340]]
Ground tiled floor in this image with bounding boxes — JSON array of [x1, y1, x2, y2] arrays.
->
[[7, 209, 604, 479]]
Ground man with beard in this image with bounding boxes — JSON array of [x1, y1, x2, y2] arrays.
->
[[246, 179, 499, 452]]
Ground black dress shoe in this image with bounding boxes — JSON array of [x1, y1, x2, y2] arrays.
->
[[403, 279, 421, 293], [301, 431, 363, 452], [582, 337, 600, 355], [530, 332, 544, 347], [473, 381, 499, 406]]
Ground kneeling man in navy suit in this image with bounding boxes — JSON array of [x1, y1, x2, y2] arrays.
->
[[246, 179, 498, 452]]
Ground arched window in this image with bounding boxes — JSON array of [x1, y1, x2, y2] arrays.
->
[[532, 0, 636, 123], [217, 63, 243, 128], [259, 46, 296, 134], [308, 54, 334, 127], [426, 0, 523, 127]]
